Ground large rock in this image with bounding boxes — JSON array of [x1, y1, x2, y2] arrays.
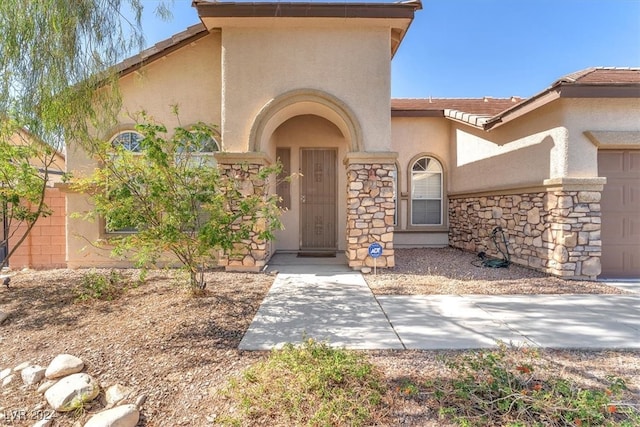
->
[[0, 368, 11, 381], [84, 404, 140, 427], [1, 373, 16, 387], [581, 257, 601, 277], [13, 361, 31, 371], [45, 354, 84, 379], [21, 365, 46, 385], [105, 384, 132, 407], [37, 379, 58, 394], [44, 373, 99, 412], [0, 310, 8, 324]]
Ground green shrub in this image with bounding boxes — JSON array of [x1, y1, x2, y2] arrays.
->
[[423, 343, 639, 427], [217, 338, 386, 426], [75, 269, 130, 302]]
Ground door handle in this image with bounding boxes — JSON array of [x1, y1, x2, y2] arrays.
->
[[301, 195, 306, 203]]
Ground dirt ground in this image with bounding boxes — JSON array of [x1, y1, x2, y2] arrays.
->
[[0, 249, 638, 426]]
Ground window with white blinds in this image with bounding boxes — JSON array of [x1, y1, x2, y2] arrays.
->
[[411, 157, 443, 225]]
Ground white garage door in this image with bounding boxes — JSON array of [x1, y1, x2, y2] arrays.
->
[[598, 150, 640, 278]]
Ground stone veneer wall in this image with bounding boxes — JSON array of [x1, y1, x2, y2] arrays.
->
[[449, 190, 603, 279], [215, 155, 271, 272], [345, 156, 396, 270]]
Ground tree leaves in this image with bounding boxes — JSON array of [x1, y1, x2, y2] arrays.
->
[[72, 115, 284, 290]]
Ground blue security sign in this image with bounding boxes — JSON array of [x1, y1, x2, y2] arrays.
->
[[368, 242, 383, 258]]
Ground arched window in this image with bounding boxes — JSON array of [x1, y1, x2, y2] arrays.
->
[[178, 134, 220, 154], [176, 133, 220, 167], [111, 131, 143, 152], [411, 156, 443, 225], [197, 136, 220, 153]]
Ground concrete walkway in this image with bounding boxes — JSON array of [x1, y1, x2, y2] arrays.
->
[[240, 255, 640, 350], [239, 254, 402, 349]]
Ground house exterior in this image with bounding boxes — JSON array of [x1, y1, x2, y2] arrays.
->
[[61, 1, 639, 279]]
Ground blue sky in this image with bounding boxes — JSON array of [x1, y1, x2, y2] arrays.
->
[[136, 0, 640, 98]]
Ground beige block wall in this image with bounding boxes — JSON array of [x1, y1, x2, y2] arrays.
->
[[268, 115, 348, 251], [8, 187, 66, 269], [220, 22, 391, 153]]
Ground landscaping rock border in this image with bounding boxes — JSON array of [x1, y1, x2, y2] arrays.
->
[[0, 354, 142, 427]]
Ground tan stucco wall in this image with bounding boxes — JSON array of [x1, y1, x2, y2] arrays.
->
[[267, 115, 348, 251], [219, 21, 392, 153], [390, 116, 450, 246], [449, 98, 640, 195], [450, 102, 565, 194], [118, 32, 222, 133], [563, 98, 640, 177], [8, 130, 65, 183], [66, 32, 222, 268]]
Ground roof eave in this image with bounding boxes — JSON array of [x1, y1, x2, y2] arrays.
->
[[193, 1, 421, 19], [484, 83, 640, 131], [194, 1, 421, 57], [391, 109, 444, 118], [483, 90, 561, 131], [444, 109, 489, 129], [116, 24, 210, 78], [558, 84, 640, 98]]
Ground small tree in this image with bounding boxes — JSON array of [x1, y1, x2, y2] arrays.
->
[[72, 115, 284, 290], [1, 0, 171, 268], [0, 122, 61, 269]]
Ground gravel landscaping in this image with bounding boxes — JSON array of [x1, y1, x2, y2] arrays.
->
[[0, 249, 637, 426], [366, 248, 627, 295]]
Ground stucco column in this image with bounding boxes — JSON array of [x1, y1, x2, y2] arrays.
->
[[214, 152, 273, 272], [344, 152, 397, 271]]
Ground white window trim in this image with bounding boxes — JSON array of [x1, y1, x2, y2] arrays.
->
[[410, 156, 443, 226], [110, 130, 144, 153]]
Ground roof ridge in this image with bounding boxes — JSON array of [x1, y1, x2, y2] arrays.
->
[[556, 67, 597, 84], [592, 66, 640, 71]]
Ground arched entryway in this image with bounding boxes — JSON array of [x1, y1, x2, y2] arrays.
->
[[250, 89, 362, 252], [269, 115, 346, 252], [250, 89, 361, 253]]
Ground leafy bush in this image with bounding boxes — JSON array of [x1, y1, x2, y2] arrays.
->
[[75, 269, 131, 302], [217, 338, 387, 426], [422, 343, 639, 426]]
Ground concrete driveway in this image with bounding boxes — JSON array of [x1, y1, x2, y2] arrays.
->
[[239, 254, 640, 350]]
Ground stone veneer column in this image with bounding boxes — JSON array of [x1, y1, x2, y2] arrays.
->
[[344, 152, 397, 271], [214, 152, 272, 272], [542, 178, 606, 278], [448, 178, 606, 280]]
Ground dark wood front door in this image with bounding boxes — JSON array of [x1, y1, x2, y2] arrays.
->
[[300, 148, 337, 251]]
